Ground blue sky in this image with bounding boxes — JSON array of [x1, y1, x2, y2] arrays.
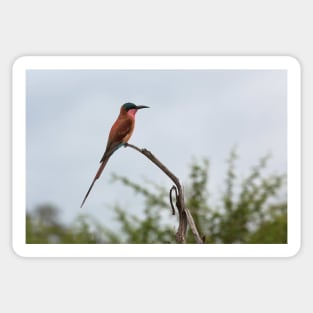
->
[[26, 69, 287, 226]]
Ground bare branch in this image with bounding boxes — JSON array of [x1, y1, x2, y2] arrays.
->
[[125, 143, 203, 244]]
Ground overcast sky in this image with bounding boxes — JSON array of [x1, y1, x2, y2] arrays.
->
[[26, 69, 287, 226]]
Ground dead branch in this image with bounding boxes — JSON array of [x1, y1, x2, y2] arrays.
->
[[125, 143, 203, 244]]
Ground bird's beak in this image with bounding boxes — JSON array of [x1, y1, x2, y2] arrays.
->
[[136, 105, 150, 110]]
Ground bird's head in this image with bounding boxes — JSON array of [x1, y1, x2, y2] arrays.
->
[[121, 102, 149, 116]]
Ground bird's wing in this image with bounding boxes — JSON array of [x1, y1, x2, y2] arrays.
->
[[113, 118, 133, 141], [100, 118, 133, 162]]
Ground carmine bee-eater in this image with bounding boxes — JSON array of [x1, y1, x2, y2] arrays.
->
[[80, 102, 149, 207]]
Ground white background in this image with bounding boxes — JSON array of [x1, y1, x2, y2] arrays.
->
[[1, 1, 311, 312]]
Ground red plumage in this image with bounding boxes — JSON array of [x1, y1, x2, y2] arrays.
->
[[80, 103, 148, 207]]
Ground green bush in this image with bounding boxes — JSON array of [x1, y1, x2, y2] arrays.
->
[[26, 149, 287, 244]]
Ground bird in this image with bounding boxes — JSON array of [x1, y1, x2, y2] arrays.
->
[[80, 102, 149, 207]]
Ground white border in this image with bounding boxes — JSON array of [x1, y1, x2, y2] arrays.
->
[[12, 56, 301, 257]]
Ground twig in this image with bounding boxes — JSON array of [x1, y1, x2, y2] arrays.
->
[[125, 143, 203, 244], [169, 186, 177, 215]]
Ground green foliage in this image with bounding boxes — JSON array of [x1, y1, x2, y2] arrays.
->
[[107, 177, 175, 243], [26, 149, 287, 244], [26, 205, 107, 244], [203, 149, 287, 243]]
